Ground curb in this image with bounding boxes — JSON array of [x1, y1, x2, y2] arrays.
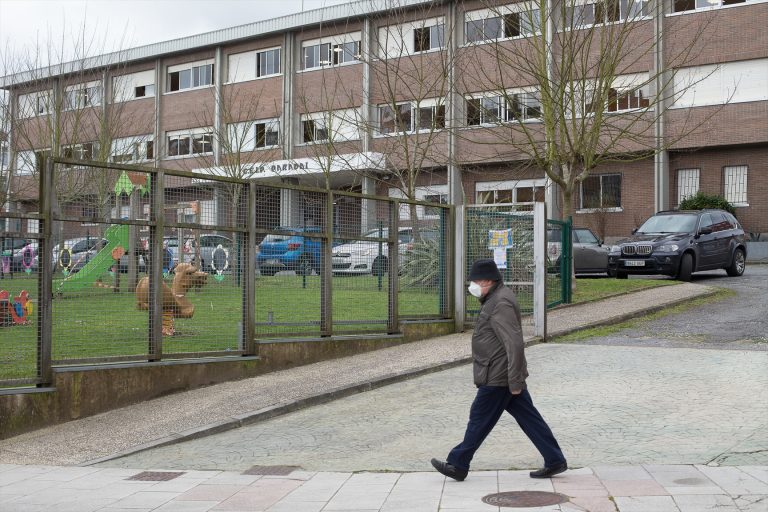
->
[[80, 285, 720, 467]]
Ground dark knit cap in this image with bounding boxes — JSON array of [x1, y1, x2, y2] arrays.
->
[[468, 258, 502, 282]]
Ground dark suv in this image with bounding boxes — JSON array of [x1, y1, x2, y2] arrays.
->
[[608, 209, 747, 281]]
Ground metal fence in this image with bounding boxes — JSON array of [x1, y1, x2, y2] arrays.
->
[[464, 204, 571, 328], [0, 157, 452, 388]]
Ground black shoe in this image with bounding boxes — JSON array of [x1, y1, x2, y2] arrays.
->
[[431, 458, 468, 481], [530, 462, 568, 479]]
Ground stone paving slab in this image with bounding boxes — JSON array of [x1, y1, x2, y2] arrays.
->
[[0, 464, 765, 511], [0, 283, 715, 467]]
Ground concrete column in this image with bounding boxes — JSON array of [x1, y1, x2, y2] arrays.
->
[[282, 32, 295, 160], [361, 17, 373, 154], [280, 178, 302, 227], [360, 176, 377, 234], [447, 0, 466, 330], [213, 46, 224, 166], [154, 58, 163, 165], [653, 1, 669, 213]]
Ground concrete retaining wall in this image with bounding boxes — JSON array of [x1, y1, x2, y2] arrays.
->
[[0, 319, 455, 440], [746, 242, 768, 262]]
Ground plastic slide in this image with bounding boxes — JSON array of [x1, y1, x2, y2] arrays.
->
[[56, 225, 130, 294]]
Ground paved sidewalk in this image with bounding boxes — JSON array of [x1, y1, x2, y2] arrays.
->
[[1, 463, 766, 511], [0, 283, 715, 467]]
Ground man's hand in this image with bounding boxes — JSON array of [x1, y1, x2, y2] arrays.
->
[[511, 389, 522, 395]]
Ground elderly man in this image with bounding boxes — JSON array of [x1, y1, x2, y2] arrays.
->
[[431, 258, 567, 481]]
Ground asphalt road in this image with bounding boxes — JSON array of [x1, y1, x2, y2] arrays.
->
[[575, 264, 768, 350]]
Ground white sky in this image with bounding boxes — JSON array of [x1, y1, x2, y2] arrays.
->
[[0, 0, 354, 65]]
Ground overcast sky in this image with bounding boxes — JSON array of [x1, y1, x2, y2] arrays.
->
[[0, 0, 354, 64]]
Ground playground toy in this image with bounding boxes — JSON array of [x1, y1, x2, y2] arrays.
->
[[57, 225, 129, 294], [210, 244, 229, 282], [135, 263, 208, 336], [0, 290, 33, 326]]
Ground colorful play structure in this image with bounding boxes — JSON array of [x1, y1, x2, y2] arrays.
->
[[134, 263, 208, 336], [56, 224, 130, 294], [0, 290, 33, 326]]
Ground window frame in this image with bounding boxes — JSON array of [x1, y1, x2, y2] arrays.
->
[[464, 5, 541, 44], [578, 173, 623, 211], [302, 35, 361, 71], [672, 0, 753, 14], [377, 100, 446, 136], [723, 165, 748, 206], [167, 62, 215, 93], [466, 90, 542, 126], [166, 129, 213, 158], [676, 168, 700, 205]]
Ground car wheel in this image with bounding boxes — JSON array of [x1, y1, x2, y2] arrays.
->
[[372, 256, 388, 277], [616, 270, 628, 279], [608, 269, 616, 278], [677, 253, 693, 282], [297, 256, 313, 276], [725, 248, 746, 277]]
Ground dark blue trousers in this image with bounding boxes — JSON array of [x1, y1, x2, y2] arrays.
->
[[447, 386, 565, 471]]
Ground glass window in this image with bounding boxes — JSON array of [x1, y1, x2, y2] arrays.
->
[[467, 98, 482, 125], [575, 229, 600, 244], [481, 96, 502, 123], [677, 168, 700, 204], [257, 48, 281, 77], [254, 120, 280, 148], [168, 64, 212, 92], [724, 165, 748, 204], [418, 104, 445, 130], [192, 133, 213, 154], [465, 15, 502, 42], [379, 103, 412, 134], [414, 27, 431, 52], [303, 119, 329, 143], [580, 174, 622, 209], [431, 24, 445, 49], [465, 19, 485, 43]]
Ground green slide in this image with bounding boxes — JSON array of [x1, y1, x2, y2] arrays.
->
[[56, 224, 129, 294]]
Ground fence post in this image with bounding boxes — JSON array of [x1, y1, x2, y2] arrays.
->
[[148, 170, 164, 361], [387, 201, 399, 334], [244, 183, 257, 355], [38, 156, 54, 385], [454, 205, 465, 331], [566, 215, 573, 304], [320, 191, 333, 337], [533, 202, 547, 340]]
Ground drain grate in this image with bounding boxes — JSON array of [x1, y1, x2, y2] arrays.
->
[[482, 491, 570, 508], [126, 471, 185, 482], [243, 465, 301, 476]]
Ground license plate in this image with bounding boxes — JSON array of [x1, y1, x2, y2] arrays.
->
[[265, 259, 280, 266], [625, 260, 645, 267]]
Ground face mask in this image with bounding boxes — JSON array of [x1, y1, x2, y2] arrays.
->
[[468, 281, 483, 298]]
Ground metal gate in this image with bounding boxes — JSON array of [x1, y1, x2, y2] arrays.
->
[[464, 203, 571, 335]]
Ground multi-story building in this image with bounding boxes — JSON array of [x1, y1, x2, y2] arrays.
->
[[1, 0, 766, 240]]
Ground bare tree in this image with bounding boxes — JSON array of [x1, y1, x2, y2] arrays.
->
[[458, 0, 720, 218]]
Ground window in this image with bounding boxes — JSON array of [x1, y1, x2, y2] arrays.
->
[[467, 92, 541, 125], [567, 0, 648, 26], [113, 70, 155, 102], [724, 165, 748, 205], [257, 48, 281, 77], [465, 6, 540, 43], [674, 0, 750, 12], [475, 179, 546, 204], [0, 142, 8, 170], [414, 24, 445, 52], [389, 185, 448, 220], [607, 86, 650, 111], [113, 136, 154, 163], [423, 193, 449, 217], [228, 119, 280, 150], [301, 109, 360, 143], [302, 119, 329, 143], [62, 142, 96, 160], [302, 35, 360, 70], [167, 62, 214, 92], [378, 100, 445, 135], [673, 59, 768, 108], [15, 149, 50, 175], [167, 129, 213, 157], [65, 82, 101, 110], [579, 174, 622, 209], [677, 168, 700, 205]]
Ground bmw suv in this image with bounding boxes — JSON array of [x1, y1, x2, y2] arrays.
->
[[608, 209, 747, 281]]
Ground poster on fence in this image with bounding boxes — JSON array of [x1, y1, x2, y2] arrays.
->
[[488, 229, 514, 270]]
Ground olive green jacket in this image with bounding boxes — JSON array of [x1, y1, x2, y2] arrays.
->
[[471, 282, 528, 392]]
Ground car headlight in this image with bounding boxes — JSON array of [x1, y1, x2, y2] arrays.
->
[[610, 245, 621, 254], [656, 244, 679, 253]]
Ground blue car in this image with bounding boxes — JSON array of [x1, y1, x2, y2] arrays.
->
[[257, 227, 326, 276]]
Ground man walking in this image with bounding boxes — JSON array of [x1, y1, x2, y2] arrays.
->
[[431, 258, 567, 481]]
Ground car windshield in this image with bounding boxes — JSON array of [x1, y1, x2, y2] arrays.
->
[[637, 214, 698, 234], [575, 229, 599, 244]]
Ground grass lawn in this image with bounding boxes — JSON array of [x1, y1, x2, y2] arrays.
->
[[0, 272, 444, 381], [0, 272, 680, 382]]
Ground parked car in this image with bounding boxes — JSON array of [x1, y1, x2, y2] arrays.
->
[[332, 227, 439, 276], [547, 227, 610, 275], [608, 209, 747, 281], [258, 227, 324, 276], [51, 237, 108, 273], [188, 234, 234, 274]]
